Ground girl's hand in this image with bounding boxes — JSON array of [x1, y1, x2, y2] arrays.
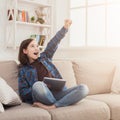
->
[[64, 19, 72, 29]]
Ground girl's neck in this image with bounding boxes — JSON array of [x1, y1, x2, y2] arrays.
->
[[29, 59, 35, 64], [29, 59, 38, 64]]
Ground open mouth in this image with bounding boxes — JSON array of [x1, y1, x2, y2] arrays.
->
[[33, 52, 39, 55]]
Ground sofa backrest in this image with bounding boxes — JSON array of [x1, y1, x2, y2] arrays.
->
[[0, 60, 115, 95], [53, 60, 77, 88], [72, 60, 115, 95], [0, 61, 18, 91], [0, 60, 77, 92]]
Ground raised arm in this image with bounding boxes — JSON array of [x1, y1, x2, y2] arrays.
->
[[40, 19, 72, 60]]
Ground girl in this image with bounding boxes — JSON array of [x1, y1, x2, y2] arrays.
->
[[18, 19, 89, 110]]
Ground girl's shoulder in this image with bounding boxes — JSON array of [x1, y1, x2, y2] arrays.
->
[[18, 64, 28, 71], [18, 63, 34, 71], [18, 64, 23, 68]]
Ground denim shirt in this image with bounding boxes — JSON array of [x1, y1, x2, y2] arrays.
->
[[18, 27, 68, 103]]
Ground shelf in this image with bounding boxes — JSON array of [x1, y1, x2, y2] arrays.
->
[[18, 0, 52, 7], [16, 21, 51, 28], [6, 0, 52, 49]]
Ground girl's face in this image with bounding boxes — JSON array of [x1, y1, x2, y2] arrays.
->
[[23, 40, 40, 63]]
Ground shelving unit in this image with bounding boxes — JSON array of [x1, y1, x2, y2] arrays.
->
[[16, 21, 51, 28], [19, 0, 51, 7], [6, 0, 53, 49]]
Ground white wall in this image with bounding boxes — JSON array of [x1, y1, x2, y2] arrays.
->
[[54, 0, 70, 48], [0, 0, 6, 48], [0, 0, 17, 60], [54, 47, 120, 61]]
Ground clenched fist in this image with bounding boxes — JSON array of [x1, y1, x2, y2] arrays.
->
[[64, 19, 72, 29]]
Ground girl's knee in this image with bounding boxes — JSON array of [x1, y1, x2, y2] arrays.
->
[[78, 84, 89, 96], [32, 81, 45, 92]]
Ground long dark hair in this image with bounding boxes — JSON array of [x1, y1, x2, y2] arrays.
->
[[18, 38, 34, 66]]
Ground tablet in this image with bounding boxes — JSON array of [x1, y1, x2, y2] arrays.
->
[[43, 77, 66, 91]]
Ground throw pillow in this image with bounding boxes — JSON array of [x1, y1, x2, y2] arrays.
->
[[111, 64, 120, 93], [0, 77, 21, 105], [0, 61, 18, 91], [0, 102, 4, 113]]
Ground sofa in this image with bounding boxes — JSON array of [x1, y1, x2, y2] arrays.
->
[[0, 59, 120, 120]]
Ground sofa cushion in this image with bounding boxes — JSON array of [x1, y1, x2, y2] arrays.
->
[[87, 94, 120, 120], [53, 60, 77, 88], [0, 61, 18, 91], [0, 77, 21, 105], [0, 103, 51, 120], [72, 61, 115, 95], [49, 99, 110, 120], [111, 64, 120, 93], [0, 102, 4, 113]]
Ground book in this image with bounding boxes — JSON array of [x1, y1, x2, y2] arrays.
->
[[17, 10, 29, 22], [43, 77, 66, 91], [30, 34, 46, 46], [38, 35, 46, 46], [17, 10, 22, 21]]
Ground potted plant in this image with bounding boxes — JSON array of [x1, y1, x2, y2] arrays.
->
[[30, 16, 35, 23]]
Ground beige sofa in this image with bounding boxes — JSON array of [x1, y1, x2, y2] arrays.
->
[[0, 60, 120, 120]]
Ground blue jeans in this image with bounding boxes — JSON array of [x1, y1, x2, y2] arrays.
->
[[32, 81, 89, 107]]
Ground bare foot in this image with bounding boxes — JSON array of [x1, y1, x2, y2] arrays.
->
[[32, 102, 56, 110]]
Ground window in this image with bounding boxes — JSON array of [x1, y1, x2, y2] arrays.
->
[[70, 0, 120, 47]]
